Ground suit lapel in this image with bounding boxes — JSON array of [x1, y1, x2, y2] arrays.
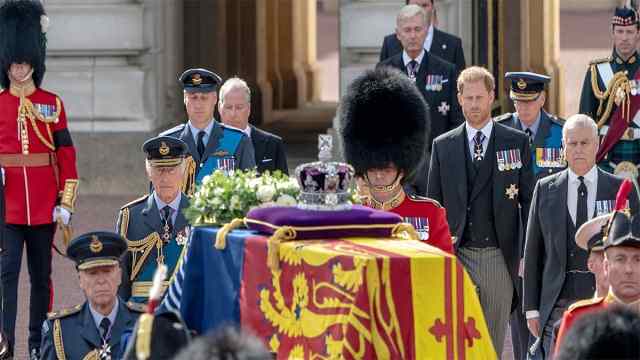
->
[[180, 125, 199, 164], [534, 111, 551, 148], [550, 170, 569, 268], [202, 121, 222, 163], [469, 127, 495, 201], [594, 169, 616, 216], [430, 29, 443, 58], [251, 126, 266, 163], [80, 303, 103, 349], [416, 50, 429, 87], [109, 300, 134, 351], [142, 194, 162, 232], [174, 194, 189, 233], [451, 125, 468, 205]]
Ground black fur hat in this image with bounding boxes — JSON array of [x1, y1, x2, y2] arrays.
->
[[0, 0, 48, 89], [340, 67, 429, 183]]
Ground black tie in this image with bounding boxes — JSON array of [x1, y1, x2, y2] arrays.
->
[[473, 131, 485, 163], [525, 128, 533, 144], [196, 130, 206, 158], [99, 317, 111, 340], [408, 60, 418, 79], [576, 176, 588, 228], [162, 205, 173, 229]]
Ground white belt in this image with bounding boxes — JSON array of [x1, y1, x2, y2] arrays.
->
[[600, 125, 640, 140]]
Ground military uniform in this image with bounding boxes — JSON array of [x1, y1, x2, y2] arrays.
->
[[579, 7, 640, 178], [0, 1, 78, 356], [40, 231, 142, 360], [365, 193, 453, 254], [117, 136, 191, 304], [161, 68, 255, 195]]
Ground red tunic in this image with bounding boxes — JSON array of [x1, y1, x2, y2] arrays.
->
[[389, 195, 454, 254], [554, 295, 611, 355], [0, 88, 78, 225]]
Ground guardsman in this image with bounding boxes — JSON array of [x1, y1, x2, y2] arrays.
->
[[160, 68, 255, 195], [497, 72, 565, 181], [554, 180, 640, 353], [341, 67, 453, 254], [40, 232, 144, 360], [0, 1, 78, 358], [575, 214, 610, 299], [117, 136, 190, 304], [579, 6, 640, 178]]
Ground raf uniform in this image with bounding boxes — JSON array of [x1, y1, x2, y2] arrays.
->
[[40, 232, 144, 360], [341, 67, 454, 255], [160, 69, 255, 194], [554, 189, 640, 354], [117, 137, 191, 303], [579, 7, 640, 178], [497, 72, 565, 182], [0, 1, 79, 357]]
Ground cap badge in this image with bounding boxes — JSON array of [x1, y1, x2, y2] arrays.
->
[[159, 141, 170, 156], [192, 73, 202, 85], [517, 78, 527, 90], [90, 235, 103, 253]]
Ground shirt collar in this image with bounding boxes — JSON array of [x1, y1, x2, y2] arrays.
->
[[223, 123, 251, 138], [154, 191, 181, 212], [568, 165, 598, 184], [187, 119, 215, 137], [402, 49, 425, 67], [613, 49, 638, 65], [88, 298, 119, 334], [424, 24, 434, 51], [465, 120, 493, 143], [516, 112, 541, 137]]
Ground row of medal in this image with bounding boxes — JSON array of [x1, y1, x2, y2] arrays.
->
[[630, 79, 640, 96], [425, 74, 447, 92], [496, 148, 523, 171], [535, 148, 567, 168], [404, 216, 430, 241], [596, 199, 620, 216], [34, 103, 57, 118]]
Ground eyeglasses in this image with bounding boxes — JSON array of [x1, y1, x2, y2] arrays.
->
[[150, 166, 180, 176]]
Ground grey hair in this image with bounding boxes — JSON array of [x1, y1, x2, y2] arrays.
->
[[145, 159, 186, 176], [219, 77, 251, 106], [562, 114, 598, 141], [396, 4, 427, 26]]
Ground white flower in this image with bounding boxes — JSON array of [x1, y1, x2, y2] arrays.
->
[[276, 194, 297, 206], [230, 195, 241, 210], [214, 187, 224, 196], [40, 15, 50, 34], [256, 185, 276, 203]]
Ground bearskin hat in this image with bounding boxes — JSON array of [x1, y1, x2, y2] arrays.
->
[[0, 0, 48, 89], [340, 67, 429, 182]]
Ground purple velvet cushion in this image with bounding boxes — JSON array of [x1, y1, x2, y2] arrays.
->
[[246, 205, 403, 239]]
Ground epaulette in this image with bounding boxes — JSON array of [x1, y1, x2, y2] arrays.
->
[[159, 123, 186, 136], [408, 194, 443, 208], [494, 113, 513, 122], [120, 195, 149, 210], [47, 304, 83, 320], [549, 115, 566, 127], [567, 297, 604, 312], [589, 57, 612, 65], [126, 301, 146, 313]]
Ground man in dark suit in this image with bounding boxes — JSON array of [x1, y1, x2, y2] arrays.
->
[[379, 0, 466, 75], [523, 114, 625, 359], [378, 4, 462, 196], [427, 66, 534, 356], [218, 77, 288, 175], [160, 69, 256, 194], [496, 71, 565, 360], [40, 232, 144, 359], [117, 136, 191, 304]]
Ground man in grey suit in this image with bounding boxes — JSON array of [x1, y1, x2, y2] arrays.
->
[[523, 114, 625, 359], [427, 66, 534, 356]]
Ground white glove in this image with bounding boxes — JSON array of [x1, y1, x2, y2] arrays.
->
[[53, 206, 71, 225]]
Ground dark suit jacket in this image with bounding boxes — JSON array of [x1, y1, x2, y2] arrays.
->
[[250, 125, 288, 175], [117, 193, 190, 301], [427, 121, 534, 289], [41, 300, 142, 359], [523, 169, 623, 330], [378, 50, 463, 196], [379, 28, 466, 74]]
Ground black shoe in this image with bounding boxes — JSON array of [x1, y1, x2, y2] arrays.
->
[[0, 331, 10, 360], [28, 348, 39, 360]]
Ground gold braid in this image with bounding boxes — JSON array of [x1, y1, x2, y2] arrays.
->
[[53, 319, 66, 360], [590, 65, 632, 128], [18, 96, 61, 151]]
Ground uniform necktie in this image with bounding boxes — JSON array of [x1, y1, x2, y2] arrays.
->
[[576, 176, 588, 228], [161, 206, 174, 241], [99, 317, 111, 340], [407, 60, 418, 80], [525, 128, 533, 144], [196, 130, 206, 158], [473, 131, 485, 163]]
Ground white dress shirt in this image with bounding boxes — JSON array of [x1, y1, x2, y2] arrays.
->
[[567, 166, 598, 225], [154, 191, 182, 225], [424, 24, 434, 52], [465, 120, 493, 159], [402, 49, 426, 74]]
